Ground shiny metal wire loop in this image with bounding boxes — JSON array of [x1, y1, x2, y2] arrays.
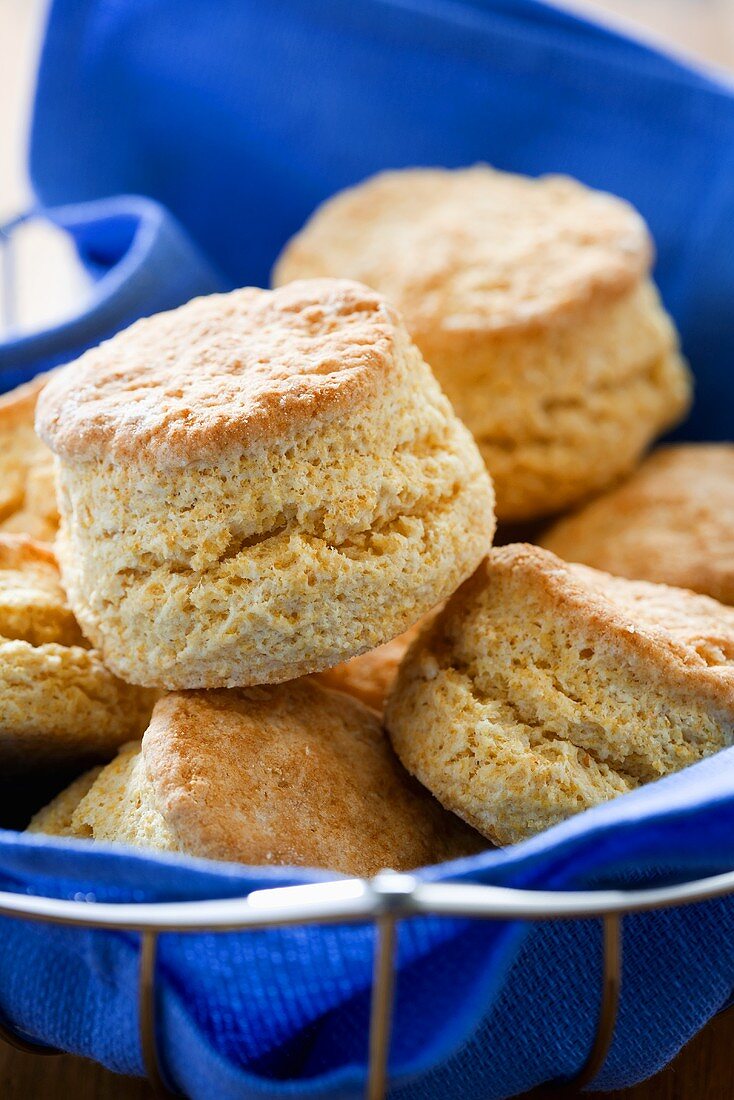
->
[[139, 930, 179, 1097], [0, 207, 731, 1099], [0, 870, 731, 1097], [567, 914, 622, 1091], [0, 1013, 59, 1058]]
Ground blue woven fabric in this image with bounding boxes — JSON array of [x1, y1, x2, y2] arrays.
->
[[0, 196, 228, 389], [27, 0, 734, 438], [4, 759, 734, 1097], [0, 1, 733, 1095]]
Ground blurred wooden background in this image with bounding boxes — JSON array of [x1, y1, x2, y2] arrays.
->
[[1, 0, 734, 1096]]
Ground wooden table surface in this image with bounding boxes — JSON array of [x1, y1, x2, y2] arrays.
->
[[3, 1005, 734, 1099], [2, 0, 734, 1096]]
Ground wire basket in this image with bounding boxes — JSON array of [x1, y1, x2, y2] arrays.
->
[[1, 867, 734, 1098], [2, 211, 734, 1100]]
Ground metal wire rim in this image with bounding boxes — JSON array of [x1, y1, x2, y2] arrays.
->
[[0, 868, 732, 1097], [3, 865, 734, 928], [1, 210, 732, 1096]]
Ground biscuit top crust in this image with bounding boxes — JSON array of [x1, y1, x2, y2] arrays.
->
[[458, 545, 734, 712], [142, 681, 479, 872], [273, 166, 652, 336], [542, 444, 734, 604], [36, 280, 403, 467]]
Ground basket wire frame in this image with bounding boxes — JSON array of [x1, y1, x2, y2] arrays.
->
[[2, 868, 734, 1097], [0, 217, 731, 1096], [129, 893, 621, 1098]]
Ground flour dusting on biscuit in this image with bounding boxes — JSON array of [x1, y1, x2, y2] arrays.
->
[[37, 279, 495, 689]]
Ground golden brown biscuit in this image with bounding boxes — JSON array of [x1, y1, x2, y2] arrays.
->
[[0, 374, 58, 541], [0, 534, 154, 771], [274, 166, 691, 521], [29, 682, 485, 875], [542, 444, 734, 604], [37, 279, 495, 689], [315, 612, 434, 712], [27, 767, 103, 837], [386, 544, 734, 846], [46, 741, 177, 850]]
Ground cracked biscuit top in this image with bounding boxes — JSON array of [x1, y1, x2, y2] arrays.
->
[[386, 544, 734, 845], [444, 544, 734, 718], [273, 165, 652, 337], [36, 280, 404, 468]]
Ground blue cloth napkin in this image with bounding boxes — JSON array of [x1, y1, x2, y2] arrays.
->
[[4, 757, 734, 1098], [26, 0, 734, 438], [1, 1, 734, 1096], [0, 196, 227, 390]]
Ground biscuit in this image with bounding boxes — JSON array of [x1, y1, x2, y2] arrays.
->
[[274, 166, 691, 521], [37, 279, 495, 689], [315, 612, 434, 712], [0, 374, 58, 541], [542, 444, 734, 605], [29, 682, 485, 875], [385, 544, 734, 845], [27, 767, 103, 836], [0, 534, 154, 771]]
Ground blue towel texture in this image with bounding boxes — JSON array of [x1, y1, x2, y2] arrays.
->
[[1, 2, 733, 1095]]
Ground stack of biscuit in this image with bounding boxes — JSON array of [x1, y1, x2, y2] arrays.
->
[[24, 278, 493, 873], [2, 164, 730, 864]]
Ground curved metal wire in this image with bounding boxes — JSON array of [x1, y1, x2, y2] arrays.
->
[[139, 930, 181, 1097], [1, 865, 734, 928], [0, 1013, 60, 1058], [0, 868, 730, 1097], [568, 914, 622, 1091], [0, 179, 730, 1098]]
